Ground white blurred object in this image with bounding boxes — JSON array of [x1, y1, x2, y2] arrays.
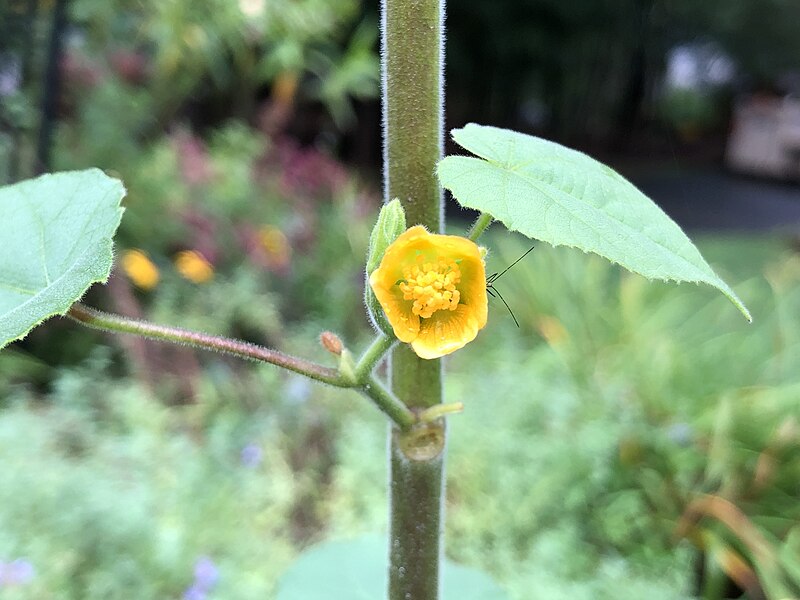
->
[[726, 95, 800, 180], [0, 54, 21, 97], [666, 43, 735, 91]]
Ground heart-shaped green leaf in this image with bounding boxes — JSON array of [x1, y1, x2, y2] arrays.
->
[[0, 169, 125, 348], [437, 124, 750, 321], [276, 535, 509, 600]]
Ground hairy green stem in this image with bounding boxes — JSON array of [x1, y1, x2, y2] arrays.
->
[[360, 374, 416, 431], [389, 431, 445, 600], [382, 0, 444, 230], [355, 334, 396, 380], [382, 0, 446, 597], [69, 303, 419, 430], [67, 303, 345, 387], [467, 212, 494, 242]]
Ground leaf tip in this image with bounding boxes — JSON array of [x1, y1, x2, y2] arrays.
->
[[720, 285, 752, 323], [738, 302, 753, 324]]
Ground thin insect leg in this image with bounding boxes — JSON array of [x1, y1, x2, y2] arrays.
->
[[485, 244, 533, 328], [490, 245, 535, 282], [491, 287, 520, 328]]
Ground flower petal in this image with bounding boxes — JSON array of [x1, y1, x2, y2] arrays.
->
[[412, 305, 484, 359], [369, 270, 419, 342]]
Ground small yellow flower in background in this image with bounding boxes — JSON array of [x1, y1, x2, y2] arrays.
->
[[537, 315, 568, 346], [174, 250, 214, 284], [259, 225, 291, 269], [369, 226, 488, 359], [120, 249, 160, 290], [271, 72, 299, 106]]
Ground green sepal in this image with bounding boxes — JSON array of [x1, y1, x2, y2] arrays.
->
[[365, 286, 394, 337], [364, 199, 405, 337], [366, 198, 406, 274]]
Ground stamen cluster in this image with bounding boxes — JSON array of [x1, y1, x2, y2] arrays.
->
[[399, 257, 461, 318]]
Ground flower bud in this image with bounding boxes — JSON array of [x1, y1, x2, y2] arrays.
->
[[366, 199, 406, 274], [320, 331, 343, 355], [365, 199, 406, 337]]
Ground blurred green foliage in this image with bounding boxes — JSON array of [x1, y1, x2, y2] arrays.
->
[[1, 1, 799, 598], [659, 89, 724, 139], [0, 0, 379, 182], [2, 226, 799, 598], [442, 233, 800, 599], [66, 0, 378, 128], [2, 0, 380, 384]]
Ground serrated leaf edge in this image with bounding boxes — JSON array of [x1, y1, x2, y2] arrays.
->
[[438, 126, 752, 322], [0, 237, 116, 349]]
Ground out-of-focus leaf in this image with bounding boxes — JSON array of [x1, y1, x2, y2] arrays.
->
[[276, 535, 510, 600], [678, 495, 796, 599], [700, 528, 762, 597]]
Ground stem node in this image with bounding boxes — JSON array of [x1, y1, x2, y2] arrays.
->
[[397, 419, 446, 462]]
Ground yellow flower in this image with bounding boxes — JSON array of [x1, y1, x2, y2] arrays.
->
[[258, 225, 291, 269], [120, 249, 160, 290], [174, 250, 214, 283], [369, 226, 488, 359]]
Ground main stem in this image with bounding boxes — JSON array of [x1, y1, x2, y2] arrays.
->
[[382, 0, 445, 598]]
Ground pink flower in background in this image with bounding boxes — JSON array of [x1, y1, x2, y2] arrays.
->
[[109, 50, 150, 86], [61, 51, 103, 89], [173, 132, 214, 186], [273, 137, 347, 197]]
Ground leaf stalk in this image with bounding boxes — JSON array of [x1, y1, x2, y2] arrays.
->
[[68, 302, 345, 386]]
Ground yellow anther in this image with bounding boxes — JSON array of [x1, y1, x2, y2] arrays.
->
[[398, 257, 462, 318]]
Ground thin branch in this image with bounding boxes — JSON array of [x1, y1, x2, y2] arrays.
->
[[355, 334, 396, 380], [359, 373, 416, 431], [67, 303, 346, 387]]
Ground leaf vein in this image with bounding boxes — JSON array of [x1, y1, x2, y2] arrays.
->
[[0, 281, 37, 296], [511, 169, 708, 279]]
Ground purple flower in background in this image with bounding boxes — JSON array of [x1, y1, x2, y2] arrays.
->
[[0, 558, 35, 587], [285, 376, 312, 404], [194, 556, 219, 589], [240, 443, 263, 468], [183, 556, 219, 599], [0, 55, 21, 96], [666, 422, 694, 447], [183, 583, 208, 600]]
